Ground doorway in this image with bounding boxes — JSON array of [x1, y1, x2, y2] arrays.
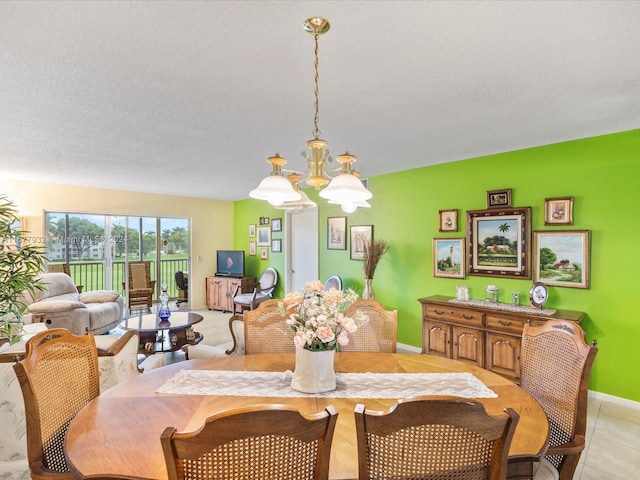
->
[[284, 208, 318, 294]]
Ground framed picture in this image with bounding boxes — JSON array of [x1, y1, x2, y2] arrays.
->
[[438, 209, 457, 232], [433, 238, 465, 278], [271, 238, 282, 253], [350, 225, 373, 260], [544, 196, 574, 226], [260, 247, 269, 260], [327, 216, 347, 250], [259, 217, 270, 225], [248, 241, 256, 256], [467, 207, 531, 279], [257, 226, 271, 246], [533, 230, 590, 288], [249, 224, 256, 237], [486, 189, 512, 209], [271, 218, 282, 232]]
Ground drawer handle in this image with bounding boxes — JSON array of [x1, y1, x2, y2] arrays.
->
[[434, 309, 445, 315], [499, 320, 512, 326], [461, 314, 474, 320]]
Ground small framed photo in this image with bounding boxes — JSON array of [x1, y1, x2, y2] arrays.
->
[[439, 209, 458, 232], [533, 230, 590, 288], [350, 225, 373, 260], [271, 238, 282, 253], [271, 218, 282, 232], [486, 189, 512, 209], [544, 197, 574, 226], [249, 224, 256, 238], [248, 241, 256, 256], [433, 238, 465, 278], [257, 226, 271, 246], [259, 217, 270, 225], [260, 247, 269, 260], [327, 217, 347, 250]]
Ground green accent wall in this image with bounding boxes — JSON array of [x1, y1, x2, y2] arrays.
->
[[235, 128, 640, 402]]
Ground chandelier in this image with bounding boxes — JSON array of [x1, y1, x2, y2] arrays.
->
[[249, 17, 372, 214]]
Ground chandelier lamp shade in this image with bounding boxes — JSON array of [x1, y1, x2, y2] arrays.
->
[[249, 16, 372, 213]]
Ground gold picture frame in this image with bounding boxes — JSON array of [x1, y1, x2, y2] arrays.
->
[[544, 196, 574, 225]]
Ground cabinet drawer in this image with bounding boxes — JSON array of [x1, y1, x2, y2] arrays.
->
[[486, 315, 545, 335], [424, 305, 484, 327]]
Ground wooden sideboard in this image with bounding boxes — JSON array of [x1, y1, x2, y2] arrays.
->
[[417, 295, 585, 382], [206, 276, 255, 312]]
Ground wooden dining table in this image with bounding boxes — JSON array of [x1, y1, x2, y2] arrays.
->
[[65, 352, 549, 480]]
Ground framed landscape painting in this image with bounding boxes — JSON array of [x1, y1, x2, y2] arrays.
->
[[534, 230, 590, 288], [467, 207, 531, 279], [433, 238, 465, 278], [350, 225, 373, 260]]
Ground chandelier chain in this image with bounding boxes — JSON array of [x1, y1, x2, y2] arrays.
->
[[312, 32, 321, 139]]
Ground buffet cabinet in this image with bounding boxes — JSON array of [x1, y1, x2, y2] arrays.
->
[[418, 295, 585, 382], [206, 276, 255, 312]]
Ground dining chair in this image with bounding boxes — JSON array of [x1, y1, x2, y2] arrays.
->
[[122, 261, 156, 311], [161, 404, 338, 480], [244, 299, 296, 354], [354, 397, 519, 480], [520, 320, 598, 480], [342, 299, 398, 352], [323, 274, 342, 291], [232, 267, 278, 314], [12, 328, 100, 480]]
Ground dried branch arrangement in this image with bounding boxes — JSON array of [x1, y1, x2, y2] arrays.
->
[[362, 239, 390, 279]]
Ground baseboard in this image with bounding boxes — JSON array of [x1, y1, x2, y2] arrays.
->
[[588, 389, 640, 411], [397, 342, 422, 354]]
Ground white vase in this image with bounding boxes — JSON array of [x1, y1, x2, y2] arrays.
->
[[290, 347, 336, 393]]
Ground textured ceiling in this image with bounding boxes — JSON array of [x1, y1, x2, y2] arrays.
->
[[1, 1, 639, 201]]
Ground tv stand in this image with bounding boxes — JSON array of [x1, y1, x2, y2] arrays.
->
[[206, 276, 255, 312]]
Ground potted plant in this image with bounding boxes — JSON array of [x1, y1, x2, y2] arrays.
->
[[0, 195, 45, 344], [362, 238, 390, 299]]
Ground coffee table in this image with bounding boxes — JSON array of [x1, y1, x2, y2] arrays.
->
[[118, 311, 203, 355]]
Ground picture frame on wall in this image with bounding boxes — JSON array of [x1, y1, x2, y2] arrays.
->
[[327, 216, 347, 250], [486, 189, 512, 209], [433, 238, 465, 278], [271, 238, 282, 253], [467, 206, 531, 279], [248, 241, 256, 256], [257, 226, 271, 246], [350, 225, 373, 260], [271, 218, 282, 232], [260, 247, 268, 260], [249, 224, 256, 238], [544, 196, 574, 226], [533, 230, 590, 288], [438, 209, 458, 232]]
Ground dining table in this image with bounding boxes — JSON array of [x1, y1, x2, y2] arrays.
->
[[64, 352, 549, 480]]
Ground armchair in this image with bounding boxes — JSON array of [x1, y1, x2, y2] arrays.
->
[[232, 267, 277, 314], [123, 261, 156, 311]]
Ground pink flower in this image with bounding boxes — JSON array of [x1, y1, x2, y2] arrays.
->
[[337, 331, 350, 346], [316, 326, 335, 343]]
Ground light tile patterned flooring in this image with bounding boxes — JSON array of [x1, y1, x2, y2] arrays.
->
[[156, 304, 640, 480]]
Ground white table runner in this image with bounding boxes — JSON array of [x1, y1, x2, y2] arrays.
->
[[155, 370, 497, 399]]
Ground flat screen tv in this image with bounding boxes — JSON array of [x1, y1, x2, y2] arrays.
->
[[216, 250, 245, 278]]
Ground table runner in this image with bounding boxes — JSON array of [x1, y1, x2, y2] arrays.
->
[[155, 370, 497, 398]]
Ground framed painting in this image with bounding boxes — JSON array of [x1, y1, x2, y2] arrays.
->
[[544, 196, 574, 226], [260, 247, 269, 260], [327, 216, 347, 250], [533, 230, 590, 288], [271, 218, 282, 232], [486, 189, 512, 209], [350, 225, 373, 260], [248, 241, 256, 256], [271, 238, 282, 253], [467, 207, 531, 279], [249, 224, 256, 238], [433, 238, 465, 278], [257, 226, 271, 246], [439, 209, 457, 232]]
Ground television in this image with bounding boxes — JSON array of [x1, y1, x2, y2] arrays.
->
[[216, 250, 245, 278]]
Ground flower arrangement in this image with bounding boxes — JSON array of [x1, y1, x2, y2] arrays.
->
[[362, 238, 390, 279], [280, 280, 368, 351]]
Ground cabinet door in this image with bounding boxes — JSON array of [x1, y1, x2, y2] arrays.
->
[[423, 321, 451, 357], [486, 332, 521, 382], [205, 278, 216, 310], [452, 326, 484, 367], [209, 278, 227, 311]]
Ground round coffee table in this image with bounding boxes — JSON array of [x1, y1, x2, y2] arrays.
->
[[118, 311, 203, 355]]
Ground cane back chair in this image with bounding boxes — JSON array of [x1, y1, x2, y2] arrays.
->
[[355, 397, 519, 480], [342, 299, 398, 353], [161, 404, 338, 480], [12, 328, 100, 480], [244, 299, 296, 354], [521, 320, 598, 480], [123, 261, 156, 310]]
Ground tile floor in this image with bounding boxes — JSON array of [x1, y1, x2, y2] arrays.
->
[[155, 304, 640, 480]]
